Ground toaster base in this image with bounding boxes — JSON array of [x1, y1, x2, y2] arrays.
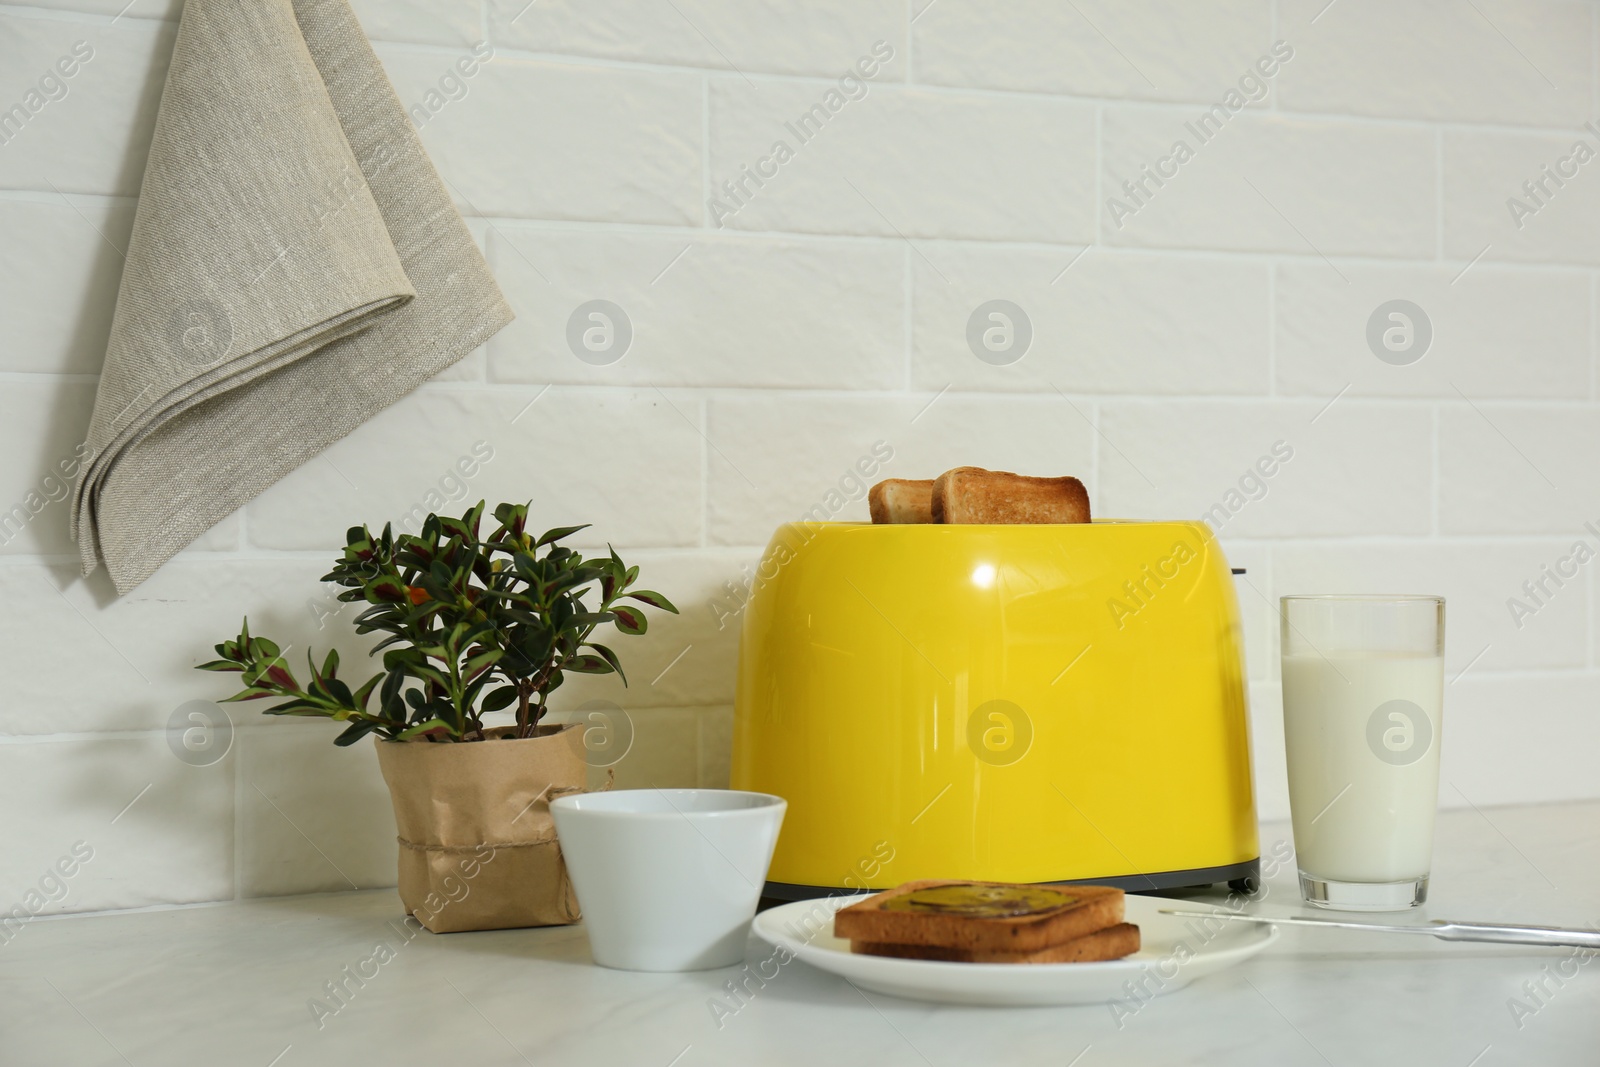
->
[[761, 858, 1261, 903]]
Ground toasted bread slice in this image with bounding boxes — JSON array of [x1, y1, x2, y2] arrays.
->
[[931, 468, 1090, 524], [833, 880, 1124, 954], [868, 479, 935, 524], [853, 922, 1140, 964]]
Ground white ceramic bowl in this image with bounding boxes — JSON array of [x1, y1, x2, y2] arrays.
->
[[550, 788, 786, 972]]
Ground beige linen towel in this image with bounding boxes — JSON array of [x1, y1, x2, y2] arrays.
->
[[71, 0, 513, 593]]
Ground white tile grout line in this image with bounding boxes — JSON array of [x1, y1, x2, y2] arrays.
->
[[18, 375, 1600, 408], [1262, 544, 1278, 682], [234, 729, 246, 902], [700, 74, 711, 229], [1266, 259, 1277, 398], [1088, 398, 1102, 506], [1588, 532, 1598, 671], [1434, 127, 1445, 262], [1092, 103, 1103, 241], [693, 705, 706, 788], [1591, 270, 1598, 402], [698, 395, 710, 548], [5, 2, 167, 25], [1431, 402, 1441, 538], [903, 0, 915, 84], [902, 242, 915, 391], [15, 532, 1600, 578]]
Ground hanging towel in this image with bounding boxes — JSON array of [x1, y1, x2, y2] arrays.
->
[[71, 0, 513, 593]]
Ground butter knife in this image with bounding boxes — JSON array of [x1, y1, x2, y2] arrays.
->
[[1158, 908, 1600, 950]]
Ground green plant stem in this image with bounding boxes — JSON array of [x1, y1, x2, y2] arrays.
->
[[515, 685, 533, 737]]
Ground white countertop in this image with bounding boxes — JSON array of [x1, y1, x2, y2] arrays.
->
[[5, 801, 1598, 1067]]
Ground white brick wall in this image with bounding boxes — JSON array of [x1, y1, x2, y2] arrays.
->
[[3, 0, 1599, 913]]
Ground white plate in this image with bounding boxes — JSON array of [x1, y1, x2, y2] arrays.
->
[[751, 893, 1276, 1007]]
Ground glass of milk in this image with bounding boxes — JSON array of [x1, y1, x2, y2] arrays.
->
[[1280, 595, 1444, 910]]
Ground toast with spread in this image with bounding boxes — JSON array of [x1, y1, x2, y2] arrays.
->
[[833, 880, 1136, 962], [852, 923, 1141, 964]]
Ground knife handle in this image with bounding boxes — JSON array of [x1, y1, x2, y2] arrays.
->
[[1434, 921, 1600, 950]]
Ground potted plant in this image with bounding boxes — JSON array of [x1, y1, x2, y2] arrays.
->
[[199, 500, 677, 932]]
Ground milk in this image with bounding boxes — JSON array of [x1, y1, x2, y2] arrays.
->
[[1281, 652, 1443, 883]]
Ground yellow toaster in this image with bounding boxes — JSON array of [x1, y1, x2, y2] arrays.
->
[[730, 520, 1258, 900]]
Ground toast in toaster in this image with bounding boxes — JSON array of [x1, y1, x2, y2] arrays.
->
[[852, 922, 1140, 964], [868, 479, 935, 524], [931, 467, 1091, 525], [833, 880, 1124, 954]]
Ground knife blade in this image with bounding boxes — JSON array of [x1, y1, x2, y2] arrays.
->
[[1158, 908, 1600, 950]]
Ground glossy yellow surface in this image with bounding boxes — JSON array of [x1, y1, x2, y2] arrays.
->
[[731, 521, 1257, 889]]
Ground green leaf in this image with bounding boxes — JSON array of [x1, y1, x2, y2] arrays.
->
[[353, 674, 382, 711], [610, 605, 647, 635], [195, 659, 244, 673], [384, 647, 423, 672], [583, 642, 627, 686], [494, 501, 528, 540], [480, 685, 519, 712], [369, 633, 409, 655], [322, 648, 340, 679], [333, 720, 380, 746], [263, 700, 328, 717], [623, 589, 679, 613], [395, 718, 453, 741], [324, 677, 356, 708], [562, 654, 613, 675], [512, 554, 540, 584], [220, 686, 279, 702], [366, 575, 409, 604], [536, 524, 590, 548], [462, 648, 503, 682]]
